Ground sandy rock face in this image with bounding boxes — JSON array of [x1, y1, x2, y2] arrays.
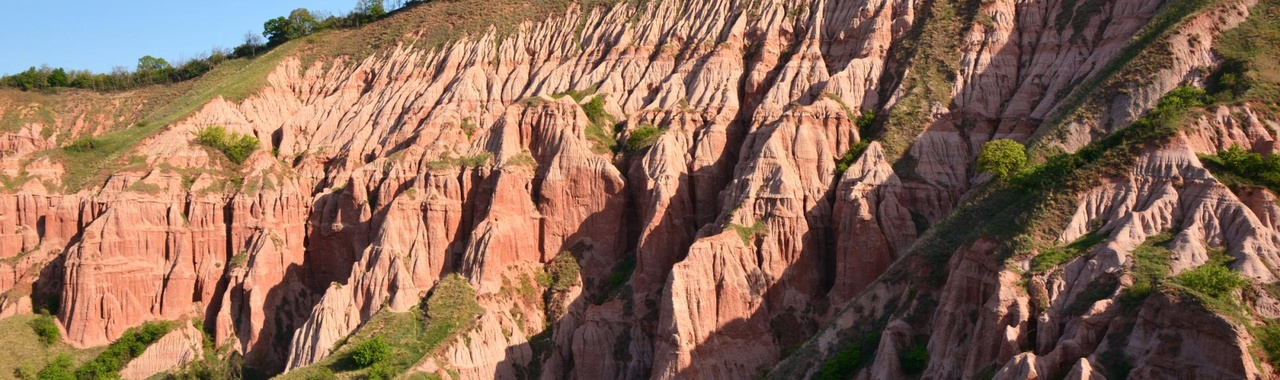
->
[[1, 0, 1274, 377]]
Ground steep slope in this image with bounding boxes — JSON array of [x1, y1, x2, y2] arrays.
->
[[1, 0, 1278, 378]]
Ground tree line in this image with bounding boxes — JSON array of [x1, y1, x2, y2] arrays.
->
[[1, 0, 415, 93]]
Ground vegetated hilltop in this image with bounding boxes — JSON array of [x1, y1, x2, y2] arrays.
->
[[2, 0, 1280, 378]]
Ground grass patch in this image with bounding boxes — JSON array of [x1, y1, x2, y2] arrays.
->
[[596, 253, 636, 304], [898, 343, 929, 375], [580, 96, 619, 154], [1253, 321, 1280, 368], [280, 274, 481, 379], [194, 125, 261, 165], [728, 221, 767, 245], [72, 321, 175, 380], [1030, 230, 1107, 272], [835, 141, 871, 175], [624, 124, 663, 153], [1028, 0, 1219, 150], [0, 315, 103, 378], [427, 153, 491, 171], [30, 314, 60, 346], [1199, 146, 1280, 194], [815, 332, 881, 380], [1118, 232, 1175, 310]]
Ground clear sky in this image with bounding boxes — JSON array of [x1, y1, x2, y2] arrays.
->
[[0, 1, 360, 76]]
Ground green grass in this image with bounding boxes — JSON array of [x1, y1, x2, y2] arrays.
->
[[427, 153, 491, 171], [1030, 230, 1107, 272], [728, 221, 767, 245], [1253, 321, 1280, 368], [280, 274, 481, 380], [624, 124, 663, 152], [1029, 0, 1220, 152], [814, 332, 880, 380], [835, 141, 871, 175], [580, 96, 619, 154], [72, 321, 176, 380], [596, 253, 636, 304], [195, 125, 261, 165], [36, 46, 293, 193], [1118, 232, 1175, 310], [1211, 0, 1280, 102], [0, 315, 105, 378], [877, 0, 978, 161]]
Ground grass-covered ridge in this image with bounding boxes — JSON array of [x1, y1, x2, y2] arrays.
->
[[0, 314, 105, 379], [280, 274, 481, 379]]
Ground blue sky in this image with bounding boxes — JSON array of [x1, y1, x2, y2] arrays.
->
[[0, 1, 359, 76]]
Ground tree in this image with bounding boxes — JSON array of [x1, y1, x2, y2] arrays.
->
[[136, 55, 173, 84], [47, 68, 69, 87], [264, 8, 318, 45], [977, 139, 1027, 182], [351, 337, 391, 367]]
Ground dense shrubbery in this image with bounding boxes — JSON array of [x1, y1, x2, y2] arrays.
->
[[35, 354, 75, 380], [352, 337, 391, 367], [29, 315, 60, 346], [835, 141, 871, 175], [1172, 263, 1249, 298], [1199, 145, 1280, 193], [977, 139, 1027, 182], [72, 321, 174, 379], [625, 125, 663, 152], [195, 126, 261, 164]]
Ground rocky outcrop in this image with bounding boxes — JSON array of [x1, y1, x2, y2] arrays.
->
[[119, 322, 206, 380], [1, 0, 1275, 377]]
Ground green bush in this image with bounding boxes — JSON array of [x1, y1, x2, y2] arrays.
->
[[75, 321, 174, 380], [36, 354, 75, 380], [1172, 264, 1249, 298], [1030, 231, 1107, 272], [1118, 232, 1174, 310], [365, 361, 394, 380], [30, 315, 60, 345], [195, 125, 261, 164], [816, 346, 861, 380], [544, 253, 580, 292], [1200, 145, 1280, 193], [625, 125, 663, 152], [1255, 322, 1280, 367], [977, 139, 1027, 182], [899, 344, 929, 374], [835, 141, 871, 175], [352, 337, 391, 368]]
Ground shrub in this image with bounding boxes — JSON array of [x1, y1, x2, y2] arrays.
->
[[817, 346, 860, 380], [625, 125, 663, 152], [30, 314, 60, 345], [835, 141, 871, 175], [1172, 264, 1249, 298], [36, 354, 75, 380], [544, 253, 580, 292], [352, 337, 391, 368], [977, 139, 1027, 182], [855, 110, 876, 136], [899, 344, 929, 374], [1030, 231, 1107, 272], [365, 361, 394, 380], [75, 321, 174, 380], [195, 125, 261, 164]]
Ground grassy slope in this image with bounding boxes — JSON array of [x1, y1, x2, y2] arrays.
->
[[5, 0, 640, 194], [0, 314, 105, 377]]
